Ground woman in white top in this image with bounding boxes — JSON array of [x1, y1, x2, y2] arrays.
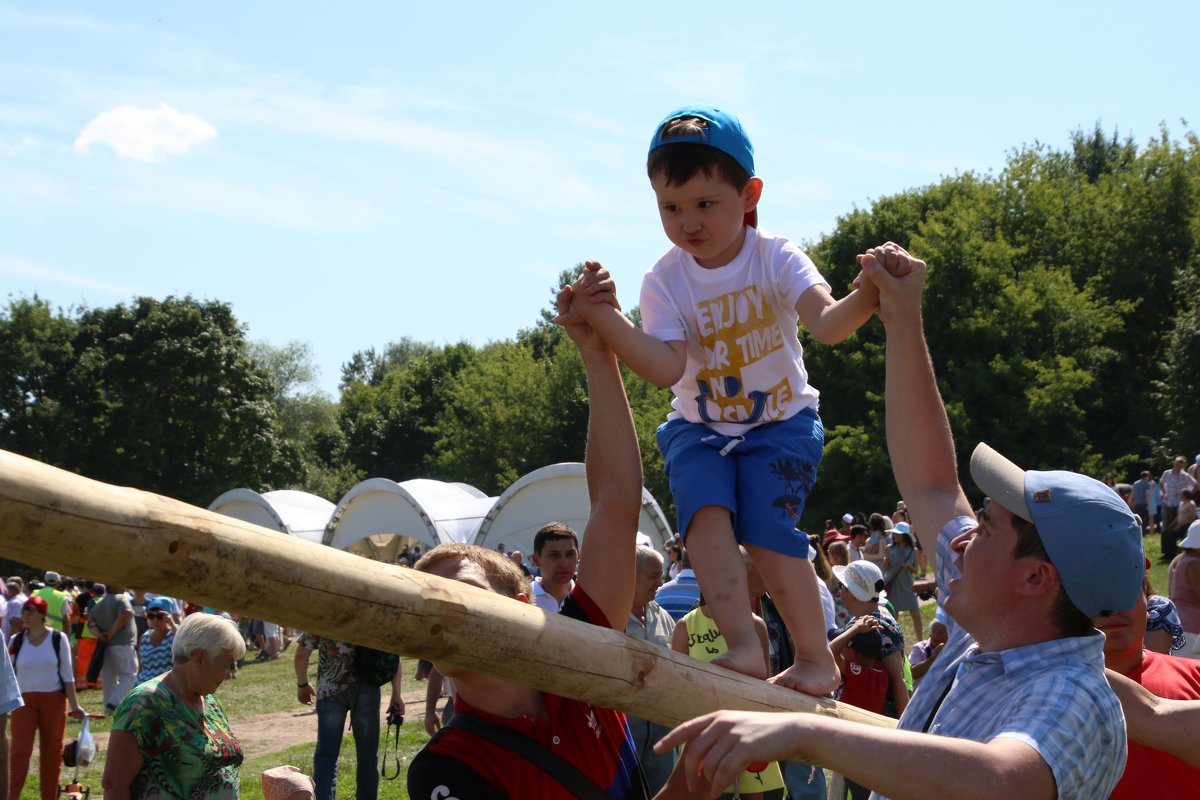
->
[[8, 595, 84, 800]]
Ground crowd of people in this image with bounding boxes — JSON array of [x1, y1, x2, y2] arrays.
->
[[6, 103, 1200, 800]]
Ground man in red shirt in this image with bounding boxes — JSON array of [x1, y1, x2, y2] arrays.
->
[[406, 283, 648, 799], [1099, 574, 1200, 798]]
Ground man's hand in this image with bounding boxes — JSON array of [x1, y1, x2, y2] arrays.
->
[[423, 709, 442, 736], [654, 711, 804, 797], [553, 284, 610, 352], [850, 615, 882, 635], [297, 683, 315, 706], [857, 242, 926, 326]]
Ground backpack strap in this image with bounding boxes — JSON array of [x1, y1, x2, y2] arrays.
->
[[446, 712, 609, 800], [52, 630, 64, 691]]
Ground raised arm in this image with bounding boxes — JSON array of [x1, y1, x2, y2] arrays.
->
[[859, 244, 972, 551], [556, 286, 645, 628]]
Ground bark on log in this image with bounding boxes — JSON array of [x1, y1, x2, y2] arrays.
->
[[0, 448, 894, 731]]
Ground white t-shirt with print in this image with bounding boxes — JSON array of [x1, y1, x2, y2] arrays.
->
[[640, 226, 830, 437]]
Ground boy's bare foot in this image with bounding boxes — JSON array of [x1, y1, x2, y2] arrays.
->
[[711, 644, 768, 680], [767, 657, 840, 695]]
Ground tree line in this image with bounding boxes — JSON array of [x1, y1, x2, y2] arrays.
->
[[2, 124, 1198, 535]]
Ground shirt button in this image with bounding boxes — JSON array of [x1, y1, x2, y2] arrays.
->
[[552, 736, 560, 745]]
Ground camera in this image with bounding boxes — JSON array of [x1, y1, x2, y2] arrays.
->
[[386, 707, 404, 727]]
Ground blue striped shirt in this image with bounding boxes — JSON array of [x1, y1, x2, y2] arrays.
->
[[654, 570, 701, 621], [874, 516, 1125, 800]]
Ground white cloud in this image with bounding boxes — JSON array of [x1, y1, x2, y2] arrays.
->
[[74, 103, 217, 162]]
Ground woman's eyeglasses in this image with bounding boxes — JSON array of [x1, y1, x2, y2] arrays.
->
[[147, 612, 168, 620]]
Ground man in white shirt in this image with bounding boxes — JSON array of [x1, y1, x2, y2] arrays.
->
[[530, 522, 578, 612]]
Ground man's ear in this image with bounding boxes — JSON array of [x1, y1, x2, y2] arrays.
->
[[530, 553, 541, 567], [1016, 559, 1060, 600], [516, 593, 530, 605], [742, 177, 764, 212]]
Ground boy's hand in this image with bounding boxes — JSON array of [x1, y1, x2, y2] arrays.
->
[[579, 260, 622, 310]]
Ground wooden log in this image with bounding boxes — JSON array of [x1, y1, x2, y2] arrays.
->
[[0, 448, 894, 731]]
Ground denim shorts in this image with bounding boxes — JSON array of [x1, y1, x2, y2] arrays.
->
[[657, 406, 823, 558]]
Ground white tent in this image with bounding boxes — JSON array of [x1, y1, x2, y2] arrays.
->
[[207, 488, 335, 544], [473, 462, 672, 556], [324, 477, 495, 556]]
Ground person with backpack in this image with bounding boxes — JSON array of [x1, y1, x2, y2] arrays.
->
[[8, 596, 84, 800], [294, 635, 403, 800]]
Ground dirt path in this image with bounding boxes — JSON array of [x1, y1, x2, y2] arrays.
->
[[91, 688, 431, 760]]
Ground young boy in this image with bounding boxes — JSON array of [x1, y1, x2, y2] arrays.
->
[[561, 104, 879, 693]]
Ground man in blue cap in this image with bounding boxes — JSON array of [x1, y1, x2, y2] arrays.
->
[[656, 243, 1142, 799]]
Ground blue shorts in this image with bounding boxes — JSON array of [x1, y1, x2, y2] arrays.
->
[[656, 407, 823, 559]]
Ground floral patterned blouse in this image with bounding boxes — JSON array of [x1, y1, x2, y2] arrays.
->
[[113, 674, 242, 800]]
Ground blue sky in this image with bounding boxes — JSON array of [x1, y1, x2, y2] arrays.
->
[[2, 2, 1196, 395]]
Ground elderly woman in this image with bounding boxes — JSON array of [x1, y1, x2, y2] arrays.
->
[[135, 597, 177, 685], [103, 613, 245, 800], [9, 595, 85, 800]]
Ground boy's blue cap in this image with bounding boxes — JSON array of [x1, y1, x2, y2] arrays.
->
[[970, 443, 1143, 617], [649, 105, 757, 228], [649, 104, 755, 177]]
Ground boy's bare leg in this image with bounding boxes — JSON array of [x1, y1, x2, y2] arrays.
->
[[686, 506, 767, 679], [747, 544, 840, 694]]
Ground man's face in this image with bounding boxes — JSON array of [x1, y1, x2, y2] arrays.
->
[[533, 539, 578, 589], [1173, 459, 1185, 473], [851, 533, 866, 547], [1098, 589, 1149, 667], [945, 502, 1027, 631], [651, 171, 756, 269], [632, 559, 664, 608]]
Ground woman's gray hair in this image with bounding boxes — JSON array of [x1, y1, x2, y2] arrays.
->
[[172, 612, 247, 664]]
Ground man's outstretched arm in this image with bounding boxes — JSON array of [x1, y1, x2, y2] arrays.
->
[[557, 286, 644, 628], [860, 244, 972, 553]]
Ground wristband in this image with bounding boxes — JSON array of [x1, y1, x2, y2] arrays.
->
[[298, 682, 311, 688]]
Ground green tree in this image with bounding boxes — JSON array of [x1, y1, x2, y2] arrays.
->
[[59, 296, 294, 505], [430, 341, 556, 493], [339, 341, 478, 482], [0, 296, 81, 468], [248, 340, 359, 500]]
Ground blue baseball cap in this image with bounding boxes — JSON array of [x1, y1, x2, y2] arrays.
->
[[649, 105, 757, 227], [146, 596, 175, 614], [649, 105, 755, 176], [970, 443, 1143, 617]]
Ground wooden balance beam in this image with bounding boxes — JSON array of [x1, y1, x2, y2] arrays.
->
[[0, 448, 894, 731]]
